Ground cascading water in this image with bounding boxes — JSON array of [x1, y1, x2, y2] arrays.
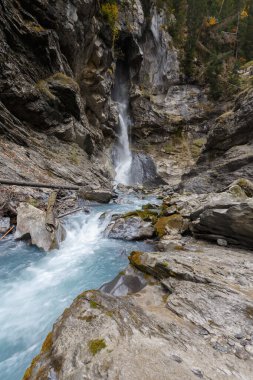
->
[[112, 62, 133, 185], [112, 61, 162, 187], [0, 194, 158, 380]]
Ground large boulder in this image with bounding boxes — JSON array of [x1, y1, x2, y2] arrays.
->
[[106, 216, 155, 240], [15, 203, 66, 251], [78, 189, 115, 203], [163, 181, 253, 249], [192, 201, 253, 249]]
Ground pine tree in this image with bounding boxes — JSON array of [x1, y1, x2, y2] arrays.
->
[[241, 1, 253, 60], [172, 0, 187, 44], [184, 0, 208, 78]]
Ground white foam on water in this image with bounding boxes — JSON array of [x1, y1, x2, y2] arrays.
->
[[114, 99, 133, 185], [0, 210, 116, 379]]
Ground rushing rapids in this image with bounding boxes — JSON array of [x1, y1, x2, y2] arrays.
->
[[0, 194, 157, 380]]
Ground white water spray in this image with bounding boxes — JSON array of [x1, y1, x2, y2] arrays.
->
[[114, 100, 132, 184], [113, 64, 133, 185]]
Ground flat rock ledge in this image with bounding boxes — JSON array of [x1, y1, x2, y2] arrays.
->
[[24, 239, 253, 380]]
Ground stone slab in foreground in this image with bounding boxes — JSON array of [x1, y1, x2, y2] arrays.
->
[[24, 239, 253, 379]]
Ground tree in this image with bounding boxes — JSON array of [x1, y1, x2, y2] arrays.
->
[[241, 1, 253, 60]]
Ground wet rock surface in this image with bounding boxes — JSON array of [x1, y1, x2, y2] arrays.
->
[[78, 189, 115, 203], [15, 203, 66, 251], [25, 239, 253, 380], [106, 216, 155, 241], [100, 266, 147, 296], [0, 217, 10, 233]]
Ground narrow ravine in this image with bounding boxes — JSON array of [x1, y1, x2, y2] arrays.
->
[[0, 194, 157, 380]]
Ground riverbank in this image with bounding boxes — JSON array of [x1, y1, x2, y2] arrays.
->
[[24, 236, 253, 380], [22, 181, 253, 380]]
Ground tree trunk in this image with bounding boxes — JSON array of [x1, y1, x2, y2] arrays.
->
[[0, 179, 79, 190], [45, 191, 58, 233]]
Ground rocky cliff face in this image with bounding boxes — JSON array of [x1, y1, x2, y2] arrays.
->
[[0, 0, 220, 191], [0, 0, 116, 189], [1, 0, 252, 191], [181, 87, 253, 193]]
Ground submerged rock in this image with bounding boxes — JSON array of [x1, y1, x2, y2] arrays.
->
[[106, 216, 155, 240], [15, 203, 66, 252]]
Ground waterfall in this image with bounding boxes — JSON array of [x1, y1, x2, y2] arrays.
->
[[113, 62, 133, 185], [112, 61, 162, 187]]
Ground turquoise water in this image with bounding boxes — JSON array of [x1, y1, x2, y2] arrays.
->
[[0, 195, 157, 380]]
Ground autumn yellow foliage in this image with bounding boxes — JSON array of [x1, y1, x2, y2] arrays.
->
[[101, 2, 119, 43], [241, 9, 248, 19], [207, 16, 218, 26]]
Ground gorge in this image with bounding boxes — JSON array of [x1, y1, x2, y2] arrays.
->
[[0, 0, 253, 379]]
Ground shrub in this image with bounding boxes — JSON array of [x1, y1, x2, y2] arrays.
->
[[101, 1, 119, 44]]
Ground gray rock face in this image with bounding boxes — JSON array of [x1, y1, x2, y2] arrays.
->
[[129, 152, 164, 186], [25, 240, 253, 380], [137, 6, 179, 93], [181, 88, 253, 193], [100, 266, 147, 296], [164, 183, 253, 249], [131, 85, 211, 139], [78, 189, 115, 203], [15, 203, 66, 251], [106, 216, 155, 240], [0, 0, 116, 191], [192, 201, 253, 249]]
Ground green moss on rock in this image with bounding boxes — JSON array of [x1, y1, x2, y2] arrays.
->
[[41, 332, 53, 354], [233, 178, 253, 197], [128, 251, 144, 267], [123, 209, 158, 223], [190, 138, 206, 159], [25, 21, 45, 33], [36, 80, 56, 100], [23, 355, 40, 380], [22, 332, 52, 380], [90, 300, 99, 309], [51, 72, 79, 90], [88, 339, 106, 355], [78, 315, 96, 322], [155, 214, 186, 238], [155, 217, 171, 238], [36, 72, 79, 100]]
